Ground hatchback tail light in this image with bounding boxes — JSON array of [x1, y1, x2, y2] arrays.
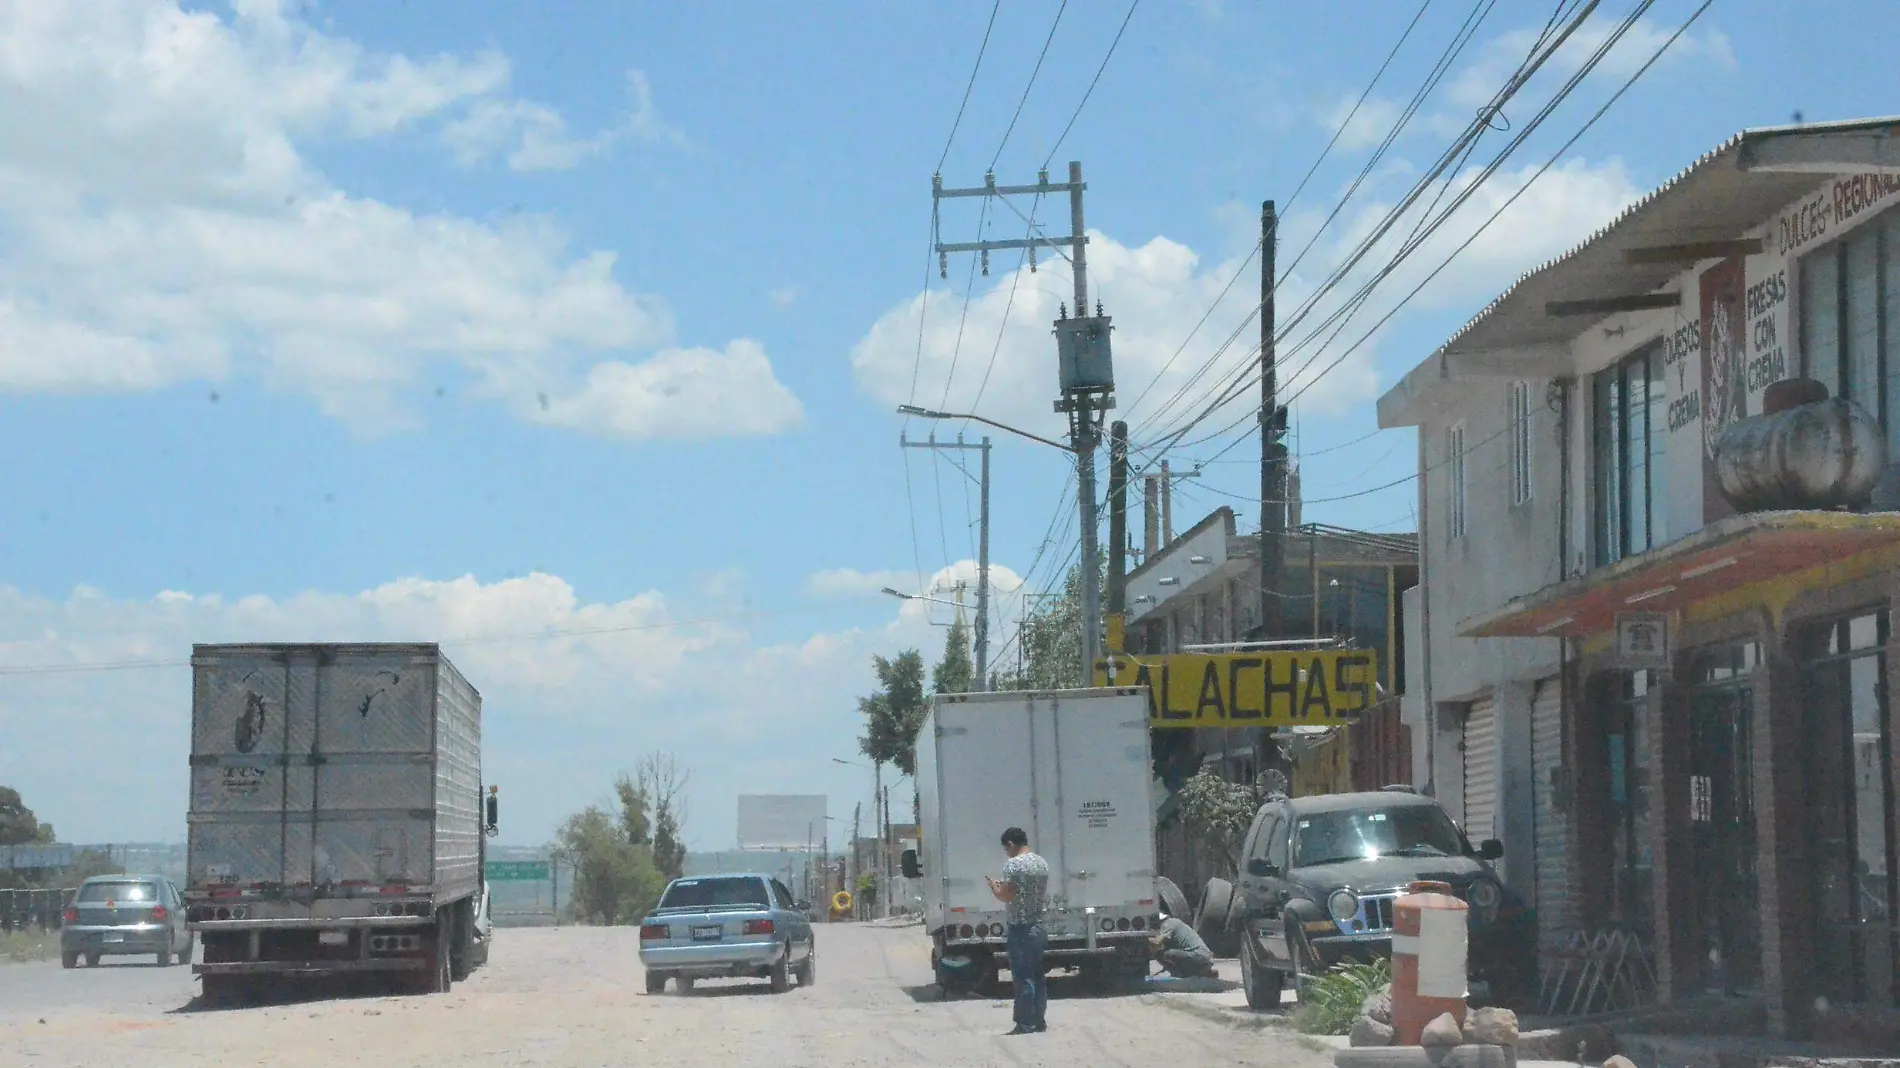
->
[[62, 908, 78, 925], [639, 924, 669, 940], [742, 919, 776, 936], [151, 906, 169, 922]]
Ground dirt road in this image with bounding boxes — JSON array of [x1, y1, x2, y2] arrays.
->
[[0, 923, 1329, 1067]]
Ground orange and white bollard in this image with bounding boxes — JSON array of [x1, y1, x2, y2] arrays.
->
[[1389, 880, 1469, 1044]]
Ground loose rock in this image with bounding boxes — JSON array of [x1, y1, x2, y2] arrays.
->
[[1422, 1013, 1465, 1055], [1362, 985, 1394, 1025], [1464, 1007, 1519, 1047], [1603, 1057, 1639, 1068], [1350, 1016, 1397, 1048], [1444, 1044, 1514, 1068]]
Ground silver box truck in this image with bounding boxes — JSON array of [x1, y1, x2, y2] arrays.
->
[[905, 687, 1159, 993], [185, 643, 497, 999]]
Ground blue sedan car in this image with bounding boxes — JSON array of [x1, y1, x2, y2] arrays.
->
[[638, 874, 815, 994]]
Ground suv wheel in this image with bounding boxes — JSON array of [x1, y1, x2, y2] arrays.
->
[[1240, 938, 1284, 1010]]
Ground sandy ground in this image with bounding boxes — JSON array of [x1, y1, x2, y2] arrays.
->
[[0, 923, 1333, 1068]]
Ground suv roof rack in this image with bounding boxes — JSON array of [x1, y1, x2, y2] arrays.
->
[[1379, 784, 1419, 794]]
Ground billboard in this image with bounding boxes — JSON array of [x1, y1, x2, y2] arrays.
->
[[1094, 649, 1378, 728], [736, 794, 829, 850]]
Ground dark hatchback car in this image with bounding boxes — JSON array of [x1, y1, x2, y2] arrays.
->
[[60, 875, 194, 969], [1234, 789, 1535, 1010]]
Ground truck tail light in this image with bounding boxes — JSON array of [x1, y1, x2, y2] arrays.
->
[[742, 919, 775, 936], [639, 924, 669, 941], [1132, 916, 1147, 930], [1116, 917, 1130, 931], [957, 924, 973, 939], [151, 906, 169, 922]]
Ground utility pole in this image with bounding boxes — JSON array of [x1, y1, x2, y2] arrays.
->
[[934, 161, 1113, 687], [1260, 200, 1286, 639], [1143, 475, 1159, 561], [899, 431, 992, 689], [850, 801, 861, 918], [1105, 420, 1129, 669], [1160, 459, 1174, 544]]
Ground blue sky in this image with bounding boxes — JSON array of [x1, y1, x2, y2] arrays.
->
[[0, 0, 1885, 850]]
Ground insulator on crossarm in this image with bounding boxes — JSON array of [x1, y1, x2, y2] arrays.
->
[[940, 251, 949, 280], [1029, 245, 1038, 273], [981, 249, 989, 277]]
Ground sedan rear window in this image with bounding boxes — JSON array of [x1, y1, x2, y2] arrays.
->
[[658, 877, 769, 911], [77, 881, 158, 903]]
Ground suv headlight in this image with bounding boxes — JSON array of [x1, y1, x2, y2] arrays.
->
[[1327, 889, 1358, 924], [1467, 878, 1501, 923]]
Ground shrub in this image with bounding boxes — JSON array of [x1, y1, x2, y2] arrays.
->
[[1292, 958, 1393, 1035]]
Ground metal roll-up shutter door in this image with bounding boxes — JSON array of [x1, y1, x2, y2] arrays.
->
[[1531, 676, 1574, 944], [1461, 697, 1498, 844]]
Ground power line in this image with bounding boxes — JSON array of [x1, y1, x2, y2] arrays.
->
[[1133, 0, 1584, 450], [1185, 0, 1704, 480], [990, 0, 1069, 172], [938, 1, 1004, 172], [1041, 0, 1141, 168], [1143, 0, 1622, 457]]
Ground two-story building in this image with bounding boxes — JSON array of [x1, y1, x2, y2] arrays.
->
[[1380, 116, 1900, 1039], [1124, 502, 1418, 896]]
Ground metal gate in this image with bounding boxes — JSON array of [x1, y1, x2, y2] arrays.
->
[[1462, 697, 1498, 844], [1532, 676, 1574, 945]]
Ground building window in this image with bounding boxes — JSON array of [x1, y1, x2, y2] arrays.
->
[[1592, 343, 1667, 566], [1801, 206, 1900, 460], [1447, 423, 1467, 540], [1510, 381, 1534, 505]]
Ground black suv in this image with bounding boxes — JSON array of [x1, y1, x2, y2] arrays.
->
[[1234, 788, 1535, 1010]]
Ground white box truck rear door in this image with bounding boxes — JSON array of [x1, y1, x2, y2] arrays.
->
[[936, 698, 1035, 919], [1047, 692, 1154, 909]]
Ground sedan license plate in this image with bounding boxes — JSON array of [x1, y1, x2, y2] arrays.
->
[[319, 930, 348, 946], [691, 925, 723, 942]]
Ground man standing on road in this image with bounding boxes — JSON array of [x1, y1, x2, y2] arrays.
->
[[1148, 913, 1217, 979], [985, 826, 1048, 1036]]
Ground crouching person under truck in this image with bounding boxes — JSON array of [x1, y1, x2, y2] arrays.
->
[[1149, 913, 1217, 979]]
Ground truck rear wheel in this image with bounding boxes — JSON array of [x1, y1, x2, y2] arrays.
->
[[449, 900, 475, 982]]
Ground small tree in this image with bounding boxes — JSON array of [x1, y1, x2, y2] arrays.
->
[[858, 650, 927, 777], [932, 617, 974, 695], [638, 752, 690, 883], [1175, 770, 1264, 878], [0, 787, 53, 846]]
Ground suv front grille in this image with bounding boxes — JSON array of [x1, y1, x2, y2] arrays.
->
[[1361, 895, 1397, 932]]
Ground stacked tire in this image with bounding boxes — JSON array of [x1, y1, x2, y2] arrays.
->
[[1193, 877, 1242, 959]]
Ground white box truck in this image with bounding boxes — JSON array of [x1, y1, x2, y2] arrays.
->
[[903, 687, 1158, 992], [184, 643, 497, 1001]]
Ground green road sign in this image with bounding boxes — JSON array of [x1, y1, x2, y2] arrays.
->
[[486, 861, 551, 881]]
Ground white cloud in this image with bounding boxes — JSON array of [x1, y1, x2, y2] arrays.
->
[[806, 568, 913, 599], [0, 569, 971, 850], [1319, 94, 1404, 152], [853, 153, 1640, 450], [770, 286, 801, 309], [443, 70, 682, 173], [1445, 15, 1736, 114], [0, 1, 795, 438], [524, 340, 803, 440]]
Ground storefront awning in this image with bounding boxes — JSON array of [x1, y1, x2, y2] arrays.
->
[[1460, 511, 1900, 639]]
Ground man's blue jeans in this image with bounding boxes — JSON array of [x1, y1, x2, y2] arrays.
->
[[1004, 921, 1048, 1030]]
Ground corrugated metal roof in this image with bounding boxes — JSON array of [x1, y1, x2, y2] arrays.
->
[[1430, 116, 1900, 358]]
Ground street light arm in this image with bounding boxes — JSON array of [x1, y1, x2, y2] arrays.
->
[[898, 405, 1075, 453]]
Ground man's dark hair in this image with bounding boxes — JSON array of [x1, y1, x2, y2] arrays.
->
[[1001, 827, 1029, 849]]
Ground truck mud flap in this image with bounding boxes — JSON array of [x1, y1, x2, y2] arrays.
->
[[195, 959, 428, 976]]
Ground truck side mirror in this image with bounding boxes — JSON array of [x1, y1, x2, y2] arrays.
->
[[1245, 857, 1278, 878], [1478, 839, 1503, 861], [485, 787, 500, 835], [900, 848, 922, 879]]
